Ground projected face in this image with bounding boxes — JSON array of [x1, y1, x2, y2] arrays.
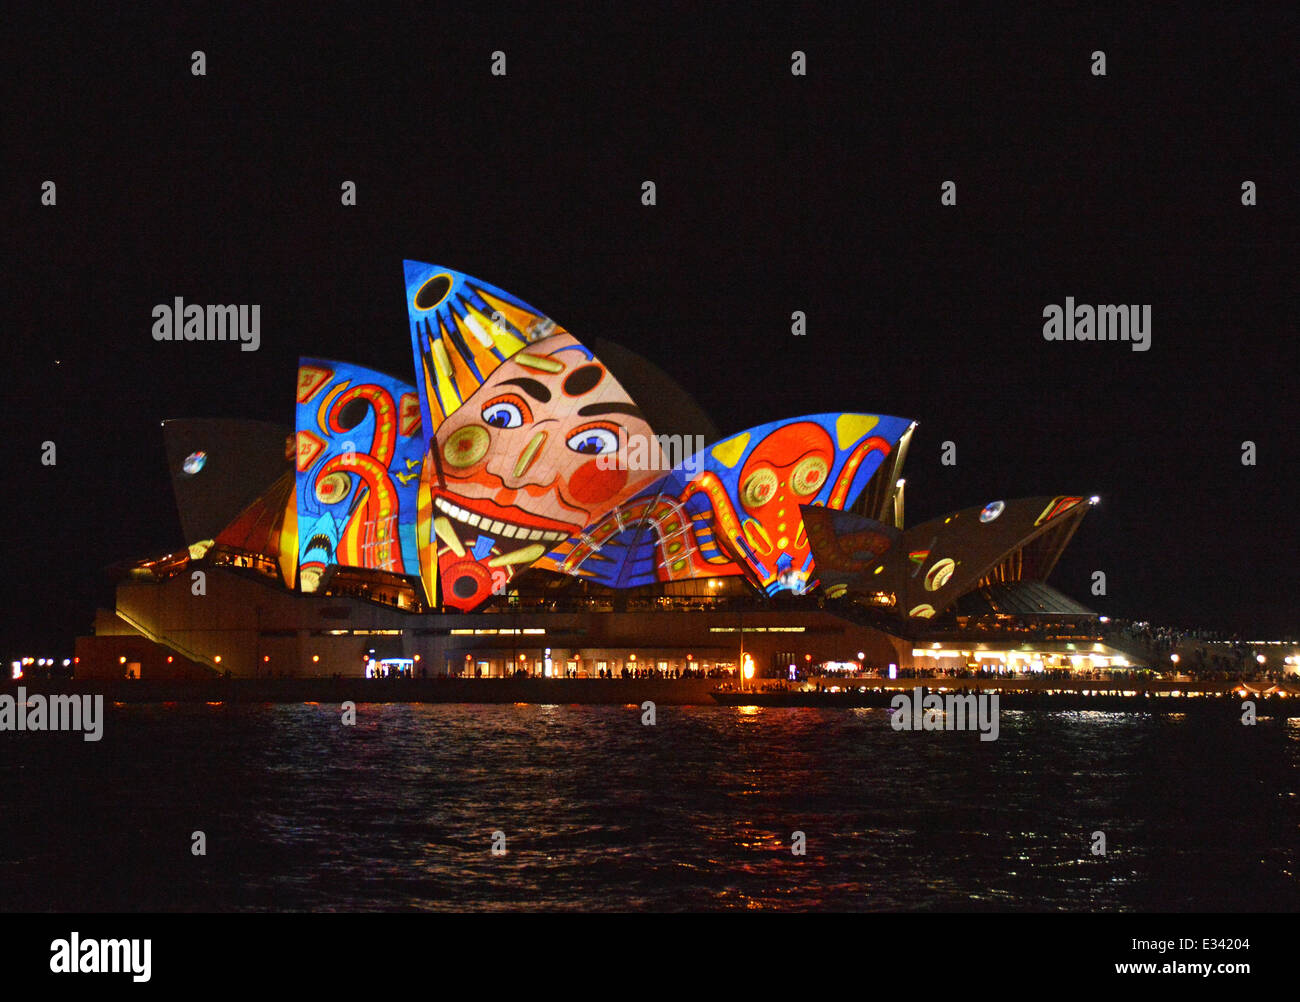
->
[[432, 332, 659, 609], [734, 422, 834, 582]]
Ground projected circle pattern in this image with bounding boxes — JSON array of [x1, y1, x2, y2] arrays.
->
[[924, 558, 956, 591]]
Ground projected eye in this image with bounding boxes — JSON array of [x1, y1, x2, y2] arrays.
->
[[566, 425, 619, 455], [741, 469, 778, 510], [790, 456, 829, 496], [482, 397, 528, 429]]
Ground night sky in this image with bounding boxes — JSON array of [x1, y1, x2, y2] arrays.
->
[[5, 7, 1296, 656]]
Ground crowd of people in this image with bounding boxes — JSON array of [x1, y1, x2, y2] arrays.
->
[[1101, 618, 1288, 679]]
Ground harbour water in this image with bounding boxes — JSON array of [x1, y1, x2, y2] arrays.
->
[[1, 703, 1296, 911]]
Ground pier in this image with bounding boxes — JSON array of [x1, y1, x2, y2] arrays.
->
[[3, 675, 1296, 713]]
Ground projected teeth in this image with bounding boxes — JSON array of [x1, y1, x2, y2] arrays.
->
[[433, 497, 569, 544]]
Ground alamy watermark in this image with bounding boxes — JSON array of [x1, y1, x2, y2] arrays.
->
[[595, 432, 705, 473], [1043, 298, 1151, 352], [50, 933, 150, 982], [889, 687, 1000, 742], [0, 688, 104, 741], [152, 298, 260, 351]]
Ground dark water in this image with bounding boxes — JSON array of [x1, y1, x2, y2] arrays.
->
[[1, 703, 1297, 911]]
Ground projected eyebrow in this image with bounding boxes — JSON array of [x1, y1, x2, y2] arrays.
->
[[576, 402, 646, 420], [499, 378, 552, 403]]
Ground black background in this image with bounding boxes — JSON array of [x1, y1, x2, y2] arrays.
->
[[4, 912, 1277, 989], [5, 5, 1297, 656]]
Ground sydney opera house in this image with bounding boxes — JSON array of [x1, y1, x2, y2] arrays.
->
[[75, 263, 1130, 680]]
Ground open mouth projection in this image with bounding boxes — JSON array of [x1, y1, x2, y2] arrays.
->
[[304, 533, 334, 556], [433, 496, 569, 544]]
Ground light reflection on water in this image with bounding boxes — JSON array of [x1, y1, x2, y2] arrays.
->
[[0, 703, 1297, 911]]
